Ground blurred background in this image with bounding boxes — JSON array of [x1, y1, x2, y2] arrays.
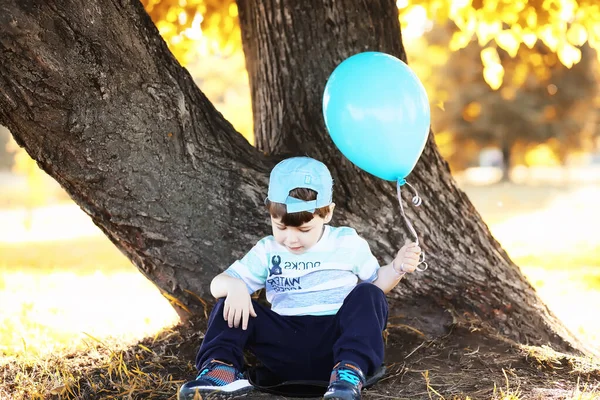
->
[[1, 0, 599, 358]]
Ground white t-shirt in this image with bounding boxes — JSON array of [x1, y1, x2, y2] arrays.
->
[[224, 225, 380, 316]]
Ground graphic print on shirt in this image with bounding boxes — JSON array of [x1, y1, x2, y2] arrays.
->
[[267, 254, 303, 292], [269, 255, 283, 276], [283, 260, 322, 270]]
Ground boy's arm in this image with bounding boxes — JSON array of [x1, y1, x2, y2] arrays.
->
[[210, 272, 258, 330], [372, 263, 405, 294], [210, 272, 249, 299], [373, 241, 421, 294]]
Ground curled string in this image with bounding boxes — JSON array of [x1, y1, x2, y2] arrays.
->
[[396, 179, 428, 272]]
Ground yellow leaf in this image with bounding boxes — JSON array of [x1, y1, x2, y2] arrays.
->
[[229, 2, 238, 17], [522, 30, 538, 48], [511, 63, 529, 87], [539, 25, 559, 52], [557, 42, 582, 68], [483, 63, 504, 90], [431, 0, 449, 24], [449, 0, 471, 18], [156, 20, 176, 36], [529, 52, 543, 66], [453, 7, 477, 33], [435, 130, 454, 147], [496, 30, 520, 57], [449, 31, 473, 51], [588, 27, 600, 50], [476, 19, 502, 47], [525, 6, 537, 28], [428, 45, 450, 66], [166, 7, 180, 23], [567, 23, 587, 46], [591, 18, 600, 40], [462, 101, 482, 121], [558, 0, 576, 22], [480, 47, 500, 66]]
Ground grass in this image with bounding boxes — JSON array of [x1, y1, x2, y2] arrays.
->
[[0, 237, 179, 356], [0, 327, 193, 399], [466, 182, 600, 349]]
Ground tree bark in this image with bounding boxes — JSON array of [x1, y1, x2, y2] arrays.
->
[[0, 0, 590, 355]]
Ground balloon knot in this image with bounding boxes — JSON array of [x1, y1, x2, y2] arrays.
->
[[397, 178, 407, 186]]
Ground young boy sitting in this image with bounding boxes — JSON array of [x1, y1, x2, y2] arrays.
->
[[179, 156, 421, 400]]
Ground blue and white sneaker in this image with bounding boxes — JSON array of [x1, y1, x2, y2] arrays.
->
[[323, 361, 366, 400], [178, 359, 253, 400]]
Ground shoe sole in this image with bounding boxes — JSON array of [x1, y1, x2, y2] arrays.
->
[[178, 380, 253, 400], [323, 397, 355, 400]]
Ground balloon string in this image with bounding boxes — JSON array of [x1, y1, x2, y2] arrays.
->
[[396, 179, 428, 272]]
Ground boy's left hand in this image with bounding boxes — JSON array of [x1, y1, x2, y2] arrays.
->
[[393, 240, 421, 273]]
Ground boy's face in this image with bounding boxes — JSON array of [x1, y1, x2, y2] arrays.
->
[[270, 206, 334, 254]]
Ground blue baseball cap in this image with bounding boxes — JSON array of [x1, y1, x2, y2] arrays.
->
[[267, 157, 333, 213]]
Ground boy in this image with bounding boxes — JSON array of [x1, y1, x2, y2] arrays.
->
[[179, 157, 421, 400]]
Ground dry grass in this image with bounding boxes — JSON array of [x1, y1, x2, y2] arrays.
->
[[0, 327, 196, 400], [363, 340, 600, 400], [522, 345, 600, 377]]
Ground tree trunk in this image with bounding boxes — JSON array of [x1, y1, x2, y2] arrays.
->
[[0, 0, 273, 318], [0, 0, 590, 355], [501, 138, 512, 182]]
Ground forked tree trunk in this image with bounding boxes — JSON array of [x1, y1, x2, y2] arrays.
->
[[0, 0, 589, 354]]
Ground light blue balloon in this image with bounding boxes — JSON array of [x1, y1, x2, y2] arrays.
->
[[323, 52, 430, 181]]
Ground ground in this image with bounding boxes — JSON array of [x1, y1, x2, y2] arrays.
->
[[2, 313, 600, 400]]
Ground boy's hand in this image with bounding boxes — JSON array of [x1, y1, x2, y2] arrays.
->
[[393, 240, 422, 274], [223, 280, 257, 330]]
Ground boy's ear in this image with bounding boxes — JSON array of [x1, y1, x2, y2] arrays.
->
[[324, 203, 336, 223]]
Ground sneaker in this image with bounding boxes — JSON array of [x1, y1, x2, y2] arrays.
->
[[178, 359, 253, 400], [323, 361, 366, 400]]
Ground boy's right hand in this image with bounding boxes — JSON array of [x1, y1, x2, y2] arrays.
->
[[223, 280, 257, 330], [393, 239, 422, 274]]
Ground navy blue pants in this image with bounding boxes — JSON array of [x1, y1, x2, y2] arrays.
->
[[195, 283, 388, 381]]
